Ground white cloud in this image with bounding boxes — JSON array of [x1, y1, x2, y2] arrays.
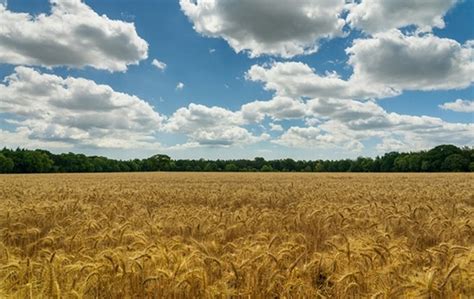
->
[[307, 98, 386, 120], [1, 65, 471, 153], [373, 118, 474, 152], [275, 111, 474, 152], [165, 103, 243, 133], [176, 82, 185, 90], [269, 122, 283, 132], [0, 67, 164, 148], [229, 94, 466, 151], [305, 118, 322, 126], [274, 126, 364, 151], [347, 0, 459, 34], [238, 95, 474, 151], [0, 0, 148, 71], [439, 99, 474, 113], [306, 98, 473, 142], [165, 103, 265, 147], [248, 32, 474, 100], [247, 62, 390, 100], [180, 0, 346, 58], [152, 59, 167, 71], [375, 137, 410, 153], [269, 98, 378, 150], [188, 127, 265, 147], [241, 96, 306, 123], [0, 128, 73, 150], [209, 48, 216, 54], [348, 30, 474, 92]]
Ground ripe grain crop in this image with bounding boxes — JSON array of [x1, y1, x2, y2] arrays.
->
[[0, 173, 473, 298]]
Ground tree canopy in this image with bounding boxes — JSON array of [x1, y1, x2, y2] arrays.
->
[[0, 144, 472, 173]]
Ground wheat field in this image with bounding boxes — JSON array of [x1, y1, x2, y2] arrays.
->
[[0, 173, 472, 298]]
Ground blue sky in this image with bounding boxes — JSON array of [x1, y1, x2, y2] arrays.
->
[[0, 0, 473, 160]]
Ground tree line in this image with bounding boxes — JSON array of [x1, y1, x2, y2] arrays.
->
[[0, 144, 472, 173]]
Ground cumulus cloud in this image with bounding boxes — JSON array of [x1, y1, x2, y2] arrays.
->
[[236, 94, 474, 151], [373, 118, 474, 152], [439, 99, 474, 113], [165, 103, 265, 147], [165, 103, 242, 132], [268, 98, 380, 150], [275, 115, 473, 153], [375, 138, 411, 153], [241, 96, 306, 123], [187, 128, 265, 147], [305, 98, 470, 139], [248, 32, 474, 100], [269, 123, 283, 132], [307, 98, 473, 142], [0, 67, 163, 148], [306, 98, 386, 124], [2, 66, 470, 152], [164, 96, 471, 152], [180, 0, 346, 58], [152, 59, 167, 71], [0, 0, 148, 71], [0, 128, 72, 150], [347, 0, 459, 33], [274, 125, 364, 151], [247, 62, 390, 100], [348, 30, 474, 92]]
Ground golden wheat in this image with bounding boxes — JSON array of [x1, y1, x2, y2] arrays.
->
[[0, 173, 473, 298]]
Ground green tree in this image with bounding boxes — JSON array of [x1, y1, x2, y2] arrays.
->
[[203, 162, 217, 172], [143, 154, 172, 171], [407, 154, 422, 171], [380, 152, 400, 172], [351, 157, 375, 172], [0, 153, 14, 173], [0, 144, 470, 173], [394, 155, 410, 172], [21, 151, 53, 173], [254, 157, 266, 170], [441, 154, 469, 172], [424, 145, 462, 171], [421, 160, 431, 172], [224, 163, 238, 172], [314, 161, 325, 172]]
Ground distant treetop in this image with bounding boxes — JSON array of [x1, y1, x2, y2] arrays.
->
[[0, 145, 472, 174]]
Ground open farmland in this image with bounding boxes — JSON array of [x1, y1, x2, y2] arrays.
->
[[0, 173, 473, 298]]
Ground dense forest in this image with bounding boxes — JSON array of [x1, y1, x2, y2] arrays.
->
[[0, 144, 472, 173]]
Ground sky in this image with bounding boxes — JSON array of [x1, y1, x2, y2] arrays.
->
[[0, 0, 473, 160]]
